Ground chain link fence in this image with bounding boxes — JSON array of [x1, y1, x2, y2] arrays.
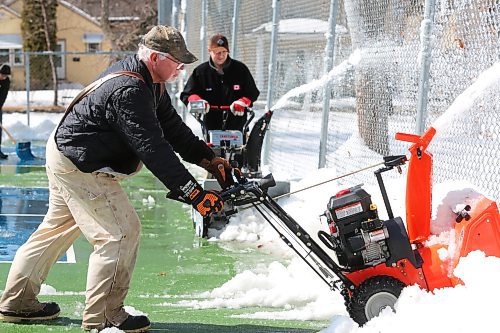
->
[[2, 0, 499, 202], [180, 0, 499, 203], [1, 51, 133, 123]]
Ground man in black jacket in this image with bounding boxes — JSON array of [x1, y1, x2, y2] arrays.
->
[[0, 26, 232, 332], [181, 34, 260, 133], [0, 64, 11, 159]]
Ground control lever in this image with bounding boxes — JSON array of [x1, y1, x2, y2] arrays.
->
[[258, 173, 276, 192], [188, 100, 207, 116]]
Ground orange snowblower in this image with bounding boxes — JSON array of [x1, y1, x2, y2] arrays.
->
[[218, 126, 500, 325]]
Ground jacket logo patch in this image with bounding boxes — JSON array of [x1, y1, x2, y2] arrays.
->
[[233, 85, 240, 90], [206, 88, 212, 91]]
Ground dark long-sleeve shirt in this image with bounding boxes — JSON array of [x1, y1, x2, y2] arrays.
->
[[181, 57, 259, 131]]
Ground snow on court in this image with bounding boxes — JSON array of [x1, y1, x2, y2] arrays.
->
[[320, 251, 500, 333], [1, 112, 63, 142], [1, 60, 499, 332]]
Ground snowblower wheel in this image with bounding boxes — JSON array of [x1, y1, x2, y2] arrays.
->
[[346, 275, 405, 325]]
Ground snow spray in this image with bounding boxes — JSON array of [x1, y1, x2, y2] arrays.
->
[[432, 62, 500, 132], [270, 49, 362, 111]]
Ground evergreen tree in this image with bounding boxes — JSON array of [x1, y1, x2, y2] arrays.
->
[[21, 0, 58, 96]]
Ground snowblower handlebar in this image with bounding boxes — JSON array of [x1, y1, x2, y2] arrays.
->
[[219, 172, 276, 206], [220, 169, 356, 290], [383, 155, 407, 168]]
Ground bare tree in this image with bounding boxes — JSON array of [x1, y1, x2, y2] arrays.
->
[[100, 0, 118, 51], [40, 0, 58, 105], [344, 0, 393, 156], [64, 0, 156, 52], [22, 0, 58, 104], [100, 0, 156, 51]]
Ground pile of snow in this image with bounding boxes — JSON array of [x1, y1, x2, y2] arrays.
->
[[1, 112, 62, 142], [321, 251, 500, 333]]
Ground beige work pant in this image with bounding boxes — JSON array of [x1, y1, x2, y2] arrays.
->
[[0, 131, 141, 330]]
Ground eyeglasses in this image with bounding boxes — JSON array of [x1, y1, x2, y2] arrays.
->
[[157, 52, 184, 70]]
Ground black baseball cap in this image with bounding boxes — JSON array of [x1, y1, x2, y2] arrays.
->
[[0, 64, 11, 75], [209, 34, 229, 52]]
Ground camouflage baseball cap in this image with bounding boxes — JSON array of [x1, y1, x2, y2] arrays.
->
[[141, 25, 197, 64]]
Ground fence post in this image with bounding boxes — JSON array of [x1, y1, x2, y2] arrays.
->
[[415, 0, 436, 134], [157, 0, 172, 25], [25, 52, 31, 127], [200, 0, 208, 63], [318, 0, 339, 168], [171, 0, 179, 28], [262, 0, 280, 165], [231, 0, 241, 59], [168, 0, 180, 117], [179, 0, 188, 122]]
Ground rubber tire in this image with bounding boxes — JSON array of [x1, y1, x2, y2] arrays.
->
[[346, 275, 405, 325]]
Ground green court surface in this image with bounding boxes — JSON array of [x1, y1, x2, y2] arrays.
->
[[0, 157, 326, 332]]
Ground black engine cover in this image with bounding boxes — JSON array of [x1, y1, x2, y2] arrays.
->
[[383, 217, 421, 269], [326, 186, 420, 271]]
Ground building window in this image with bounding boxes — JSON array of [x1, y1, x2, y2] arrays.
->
[[13, 49, 23, 65], [0, 34, 23, 65], [83, 33, 103, 52], [86, 42, 101, 52], [0, 48, 9, 64], [0, 48, 23, 66]]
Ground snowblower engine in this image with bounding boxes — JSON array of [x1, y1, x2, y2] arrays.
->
[[325, 185, 391, 270]]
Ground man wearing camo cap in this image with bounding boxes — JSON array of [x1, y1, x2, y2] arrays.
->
[[0, 25, 233, 332]]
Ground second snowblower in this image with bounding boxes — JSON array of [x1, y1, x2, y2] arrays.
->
[[188, 101, 289, 237]]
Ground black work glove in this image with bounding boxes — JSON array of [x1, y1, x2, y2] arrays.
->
[[191, 189, 224, 217], [167, 180, 224, 217], [199, 157, 234, 189]]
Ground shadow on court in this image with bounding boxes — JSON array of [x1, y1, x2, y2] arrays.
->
[[6, 317, 318, 333]]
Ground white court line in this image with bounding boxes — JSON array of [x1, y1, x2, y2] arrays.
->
[[64, 245, 76, 263]]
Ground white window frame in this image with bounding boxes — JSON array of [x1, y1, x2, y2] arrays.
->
[[85, 42, 101, 52], [83, 32, 103, 53], [0, 48, 23, 66], [0, 48, 9, 65], [12, 48, 23, 66]]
